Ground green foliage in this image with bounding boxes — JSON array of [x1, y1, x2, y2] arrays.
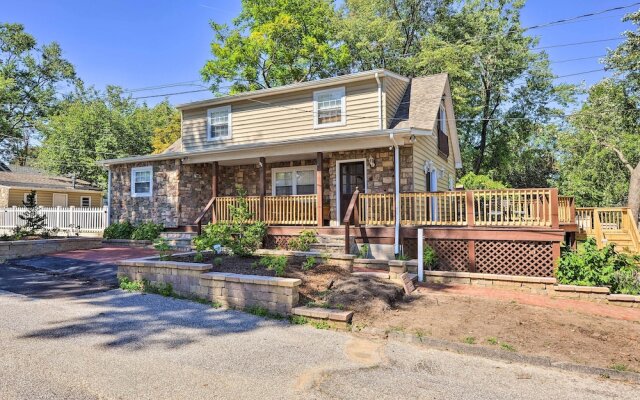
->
[[463, 336, 476, 345], [395, 253, 409, 261], [288, 229, 318, 251], [201, 0, 350, 94], [194, 187, 266, 257], [151, 109, 181, 154], [144, 281, 173, 297], [457, 172, 506, 190], [500, 343, 516, 352], [36, 86, 177, 189], [0, 23, 76, 162], [610, 363, 629, 372], [289, 315, 309, 325], [557, 238, 640, 294], [311, 320, 331, 330], [118, 276, 144, 292], [259, 255, 288, 277], [130, 222, 163, 241], [245, 305, 283, 320], [153, 238, 171, 261], [213, 257, 223, 267], [302, 256, 316, 271], [103, 221, 135, 240], [423, 244, 438, 270], [357, 243, 370, 259], [486, 337, 499, 345], [193, 251, 205, 262], [18, 190, 46, 235]]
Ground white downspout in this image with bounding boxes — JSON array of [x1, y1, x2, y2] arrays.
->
[[375, 73, 383, 130], [389, 132, 401, 255]]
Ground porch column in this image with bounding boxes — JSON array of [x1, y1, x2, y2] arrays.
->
[[212, 161, 218, 223], [259, 157, 266, 222], [316, 152, 323, 227]]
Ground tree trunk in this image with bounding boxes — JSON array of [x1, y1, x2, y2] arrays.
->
[[628, 162, 640, 228], [474, 119, 489, 174]]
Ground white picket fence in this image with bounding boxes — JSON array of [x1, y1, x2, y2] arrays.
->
[[0, 206, 108, 233]]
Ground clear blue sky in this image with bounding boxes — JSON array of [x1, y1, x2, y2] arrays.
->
[[4, 0, 636, 106]]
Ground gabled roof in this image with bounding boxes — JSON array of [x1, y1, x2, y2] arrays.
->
[[389, 73, 448, 130], [0, 170, 102, 192]]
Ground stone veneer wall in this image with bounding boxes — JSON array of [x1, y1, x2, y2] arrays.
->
[[179, 163, 213, 225], [0, 238, 103, 262], [0, 187, 9, 207], [110, 160, 181, 227]]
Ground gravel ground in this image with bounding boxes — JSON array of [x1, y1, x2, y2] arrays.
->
[[0, 288, 638, 400]]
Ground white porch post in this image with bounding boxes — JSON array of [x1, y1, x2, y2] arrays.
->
[[417, 228, 424, 282], [106, 168, 112, 226]]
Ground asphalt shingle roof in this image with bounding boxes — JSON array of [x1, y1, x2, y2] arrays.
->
[[389, 73, 448, 130]]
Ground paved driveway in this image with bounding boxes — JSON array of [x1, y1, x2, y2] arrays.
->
[[6, 246, 157, 286], [0, 288, 637, 399]]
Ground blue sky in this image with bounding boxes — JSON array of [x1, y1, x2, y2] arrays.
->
[[4, 0, 636, 106]]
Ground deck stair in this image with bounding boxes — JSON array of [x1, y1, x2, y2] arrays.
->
[[602, 230, 638, 253], [576, 207, 640, 254], [160, 231, 197, 251], [308, 234, 354, 255]]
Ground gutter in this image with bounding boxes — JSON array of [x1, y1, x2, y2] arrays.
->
[[389, 132, 401, 256]]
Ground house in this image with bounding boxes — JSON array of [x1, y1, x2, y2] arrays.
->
[[0, 164, 103, 208], [100, 69, 576, 270]]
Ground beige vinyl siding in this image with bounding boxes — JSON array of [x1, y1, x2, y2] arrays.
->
[[383, 76, 409, 128], [7, 189, 103, 207], [181, 80, 381, 152], [412, 133, 457, 192]]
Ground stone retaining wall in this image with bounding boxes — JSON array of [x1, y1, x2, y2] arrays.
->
[[0, 238, 103, 261], [117, 256, 301, 314]]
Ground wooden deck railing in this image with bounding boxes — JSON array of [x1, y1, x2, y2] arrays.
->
[[343, 189, 360, 254], [215, 196, 261, 223], [576, 207, 640, 251], [358, 193, 395, 226], [558, 196, 575, 224], [399, 191, 467, 226], [471, 189, 555, 227], [264, 195, 317, 225]]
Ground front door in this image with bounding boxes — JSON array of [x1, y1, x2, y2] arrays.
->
[[339, 161, 365, 222], [52, 193, 68, 207]]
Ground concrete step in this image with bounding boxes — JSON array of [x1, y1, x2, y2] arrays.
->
[[309, 243, 346, 255], [315, 235, 346, 245], [161, 232, 198, 240]]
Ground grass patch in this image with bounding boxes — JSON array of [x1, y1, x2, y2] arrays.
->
[[463, 336, 476, 345], [610, 363, 628, 372], [289, 315, 309, 325], [310, 320, 331, 330], [486, 337, 499, 345], [244, 305, 284, 320], [500, 342, 516, 352], [414, 328, 430, 339]]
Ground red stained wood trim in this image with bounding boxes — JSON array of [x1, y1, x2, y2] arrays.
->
[[259, 157, 266, 221], [468, 240, 476, 272]]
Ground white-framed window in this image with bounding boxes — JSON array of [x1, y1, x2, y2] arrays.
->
[[207, 105, 232, 141], [80, 196, 91, 207], [313, 87, 346, 128], [272, 166, 316, 195], [131, 166, 153, 197], [23, 192, 37, 204]]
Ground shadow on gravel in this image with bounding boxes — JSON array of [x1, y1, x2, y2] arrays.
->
[[18, 290, 277, 349], [0, 266, 112, 298]]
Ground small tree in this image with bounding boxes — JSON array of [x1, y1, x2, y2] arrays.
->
[[19, 190, 46, 235]]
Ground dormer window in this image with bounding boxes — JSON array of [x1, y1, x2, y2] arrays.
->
[[313, 87, 346, 128], [207, 105, 232, 141]]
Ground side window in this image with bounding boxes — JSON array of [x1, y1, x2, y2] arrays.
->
[[207, 105, 232, 141], [81, 196, 91, 207], [131, 166, 153, 197], [313, 87, 346, 128], [272, 167, 316, 195]]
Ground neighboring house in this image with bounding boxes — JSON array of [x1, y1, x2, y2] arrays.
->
[[100, 69, 461, 228], [0, 164, 103, 208]]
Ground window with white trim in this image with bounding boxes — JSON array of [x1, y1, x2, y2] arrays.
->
[[81, 196, 91, 207], [313, 87, 346, 128], [131, 166, 153, 197], [207, 105, 232, 140], [272, 166, 316, 195]]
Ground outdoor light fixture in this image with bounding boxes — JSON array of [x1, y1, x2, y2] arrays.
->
[[410, 134, 417, 143], [368, 155, 376, 168]]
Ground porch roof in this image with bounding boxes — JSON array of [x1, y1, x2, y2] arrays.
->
[[98, 127, 420, 167]]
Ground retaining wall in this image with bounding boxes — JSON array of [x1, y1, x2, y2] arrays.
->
[[0, 237, 103, 261]]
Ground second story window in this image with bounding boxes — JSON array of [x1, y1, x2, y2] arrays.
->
[[313, 87, 346, 128], [207, 105, 232, 141], [437, 103, 449, 158]]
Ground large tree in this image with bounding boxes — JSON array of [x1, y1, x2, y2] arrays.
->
[[36, 86, 176, 188], [414, 0, 573, 184], [0, 23, 76, 164], [201, 0, 350, 93], [558, 80, 639, 217]]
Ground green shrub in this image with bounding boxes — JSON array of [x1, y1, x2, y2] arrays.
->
[[302, 256, 316, 271], [557, 238, 640, 294], [213, 257, 223, 267], [103, 221, 134, 239], [288, 230, 318, 251], [131, 222, 163, 241], [423, 244, 438, 270], [153, 238, 171, 261], [357, 243, 370, 259], [193, 251, 204, 262], [145, 281, 173, 297], [259, 255, 288, 276], [395, 253, 409, 261], [193, 187, 266, 257], [118, 276, 144, 291], [457, 172, 506, 190]]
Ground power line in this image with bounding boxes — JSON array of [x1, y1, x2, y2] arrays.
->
[[524, 2, 640, 31], [535, 37, 623, 50]]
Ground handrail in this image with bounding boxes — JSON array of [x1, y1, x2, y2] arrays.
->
[[195, 196, 216, 235], [343, 189, 360, 254], [593, 209, 605, 248]]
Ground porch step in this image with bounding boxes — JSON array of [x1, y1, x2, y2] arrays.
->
[[160, 231, 197, 251], [309, 234, 355, 255]]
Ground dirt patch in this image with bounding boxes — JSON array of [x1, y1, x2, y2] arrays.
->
[[356, 287, 640, 372], [171, 253, 403, 311]]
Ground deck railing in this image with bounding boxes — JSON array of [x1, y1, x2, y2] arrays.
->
[[472, 189, 554, 227], [358, 193, 395, 226], [0, 206, 108, 233], [400, 191, 467, 226], [576, 207, 640, 251], [265, 195, 317, 225], [215, 196, 261, 223], [558, 196, 575, 224]]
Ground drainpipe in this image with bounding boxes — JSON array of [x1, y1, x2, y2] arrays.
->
[[375, 73, 383, 130], [389, 132, 401, 255]]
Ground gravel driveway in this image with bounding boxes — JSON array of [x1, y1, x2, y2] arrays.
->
[[0, 288, 637, 400]]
